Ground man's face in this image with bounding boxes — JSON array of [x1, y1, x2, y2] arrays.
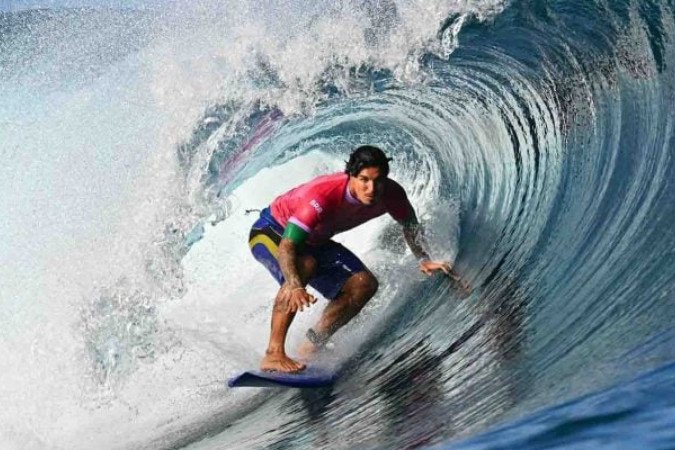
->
[[349, 166, 386, 205]]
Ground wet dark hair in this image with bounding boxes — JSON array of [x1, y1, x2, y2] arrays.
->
[[345, 145, 392, 177]]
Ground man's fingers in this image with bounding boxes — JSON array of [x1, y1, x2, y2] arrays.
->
[[289, 292, 315, 313], [420, 261, 453, 275], [299, 293, 313, 309]]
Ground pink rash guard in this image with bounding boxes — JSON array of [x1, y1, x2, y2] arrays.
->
[[269, 172, 416, 245]]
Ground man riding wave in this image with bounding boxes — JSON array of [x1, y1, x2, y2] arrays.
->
[[248, 146, 469, 373]]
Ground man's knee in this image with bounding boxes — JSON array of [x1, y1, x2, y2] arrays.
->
[[349, 271, 378, 301], [363, 272, 379, 297]]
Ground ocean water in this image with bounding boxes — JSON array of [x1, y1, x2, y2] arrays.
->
[[1, 1, 674, 449]]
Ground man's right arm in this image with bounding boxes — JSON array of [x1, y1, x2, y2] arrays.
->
[[275, 222, 315, 312], [278, 238, 303, 288]]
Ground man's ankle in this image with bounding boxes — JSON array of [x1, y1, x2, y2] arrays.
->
[[306, 328, 330, 347]]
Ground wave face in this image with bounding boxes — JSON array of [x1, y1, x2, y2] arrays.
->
[[1, 1, 675, 449]]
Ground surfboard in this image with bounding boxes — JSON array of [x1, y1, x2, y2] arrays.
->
[[228, 366, 338, 388]]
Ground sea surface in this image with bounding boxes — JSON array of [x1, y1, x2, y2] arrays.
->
[[1, 1, 674, 449]]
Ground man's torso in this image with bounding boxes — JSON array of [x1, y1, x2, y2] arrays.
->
[[269, 172, 411, 244]]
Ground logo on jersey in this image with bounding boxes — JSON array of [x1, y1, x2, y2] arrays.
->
[[310, 199, 323, 215]]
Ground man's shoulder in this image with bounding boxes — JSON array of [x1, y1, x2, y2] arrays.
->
[[383, 178, 414, 223], [309, 172, 349, 186], [384, 177, 408, 198]]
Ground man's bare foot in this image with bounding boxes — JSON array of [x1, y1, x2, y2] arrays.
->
[[260, 351, 306, 373]]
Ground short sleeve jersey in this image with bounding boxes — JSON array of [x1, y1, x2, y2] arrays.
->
[[269, 172, 415, 245]]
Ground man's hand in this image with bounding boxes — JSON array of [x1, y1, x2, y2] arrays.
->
[[419, 260, 473, 297], [276, 283, 317, 313], [419, 259, 451, 276]]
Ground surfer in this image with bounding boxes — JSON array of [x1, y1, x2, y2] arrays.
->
[[248, 145, 470, 373]]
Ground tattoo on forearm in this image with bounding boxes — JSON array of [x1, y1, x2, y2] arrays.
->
[[404, 224, 430, 259], [279, 239, 302, 287]]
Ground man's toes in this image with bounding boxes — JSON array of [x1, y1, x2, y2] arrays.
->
[[291, 361, 302, 370]]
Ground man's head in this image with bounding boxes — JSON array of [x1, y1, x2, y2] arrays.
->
[[345, 145, 391, 178], [345, 145, 392, 205]]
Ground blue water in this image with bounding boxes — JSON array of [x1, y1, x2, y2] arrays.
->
[[1, 1, 674, 449], [449, 360, 675, 449]]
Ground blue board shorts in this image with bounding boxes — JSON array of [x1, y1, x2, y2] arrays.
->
[[248, 208, 366, 300]]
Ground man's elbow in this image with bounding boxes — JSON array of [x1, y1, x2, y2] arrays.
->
[[279, 238, 296, 253]]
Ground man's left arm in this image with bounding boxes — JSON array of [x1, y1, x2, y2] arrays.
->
[[386, 180, 470, 289], [402, 221, 471, 294], [402, 221, 448, 275]]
